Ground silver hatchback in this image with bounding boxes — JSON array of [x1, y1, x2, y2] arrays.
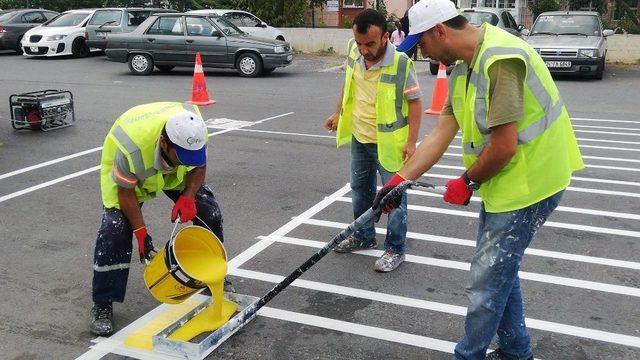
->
[[523, 11, 614, 80]]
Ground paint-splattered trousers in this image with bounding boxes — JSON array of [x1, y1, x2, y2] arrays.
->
[[92, 184, 223, 305], [351, 137, 408, 255], [454, 191, 564, 360]]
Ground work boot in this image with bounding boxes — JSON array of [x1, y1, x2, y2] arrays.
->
[[90, 303, 114, 336], [374, 250, 405, 272], [485, 349, 533, 360], [334, 235, 376, 253]]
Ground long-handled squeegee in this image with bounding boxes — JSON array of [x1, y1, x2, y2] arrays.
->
[[153, 180, 445, 359]]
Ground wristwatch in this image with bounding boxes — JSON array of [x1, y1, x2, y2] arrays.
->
[[462, 171, 481, 191]]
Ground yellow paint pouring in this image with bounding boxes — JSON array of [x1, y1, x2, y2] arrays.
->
[[126, 225, 237, 349]]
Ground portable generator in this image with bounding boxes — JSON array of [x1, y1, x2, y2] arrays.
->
[[9, 90, 75, 131]]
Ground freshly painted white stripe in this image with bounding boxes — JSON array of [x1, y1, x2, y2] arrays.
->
[[454, 134, 640, 146], [572, 117, 640, 124], [423, 171, 640, 197], [573, 124, 640, 131], [258, 306, 457, 353], [0, 147, 102, 180], [443, 152, 640, 171], [0, 112, 295, 204], [265, 235, 640, 297], [300, 218, 640, 271], [227, 183, 351, 270], [574, 129, 640, 136], [570, 176, 640, 187], [235, 128, 334, 139], [0, 166, 101, 204], [406, 188, 640, 220], [335, 196, 640, 239], [578, 144, 640, 152], [92, 263, 130, 272], [231, 268, 640, 349]]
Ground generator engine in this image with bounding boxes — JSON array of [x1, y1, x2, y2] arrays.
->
[[10, 90, 75, 131]]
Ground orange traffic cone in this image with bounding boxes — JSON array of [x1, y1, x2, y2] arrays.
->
[[188, 52, 215, 106], [424, 62, 448, 115]]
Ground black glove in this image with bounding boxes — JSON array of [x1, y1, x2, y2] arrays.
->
[[372, 174, 406, 216], [134, 227, 157, 264]]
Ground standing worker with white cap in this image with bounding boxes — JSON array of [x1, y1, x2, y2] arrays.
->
[[386, 1, 584, 359], [90, 102, 225, 336]]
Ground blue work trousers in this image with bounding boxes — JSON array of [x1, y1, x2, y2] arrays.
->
[[351, 137, 408, 254], [92, 184, 223, 304], [454, 191, 564, 360]]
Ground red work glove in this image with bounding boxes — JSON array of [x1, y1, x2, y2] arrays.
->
[[373, 173, 406, 214], [133, 226, 156, 264], [443, 175, 472, 206], [171, 195, 197, 223]]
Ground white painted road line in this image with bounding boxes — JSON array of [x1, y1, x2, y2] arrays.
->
[[406, 188, 640, 221], [235, 128, 335, 139], [572, 117, 640, 124], [265, 235, 640, 298], [230, 268, 640, 349], [335, 197, 640, 239], [0, 146, 102, 180], [447, 146, 640, 164], [442, 152, 640, 171], [453, 134, 640, 146], [228, 183, 351, 270], [301, 219, 640, 271], [572, 124, 640, 132], [0, 112, 295, 203], [574, 129, 640, 136], [578, 144, 640, 152]]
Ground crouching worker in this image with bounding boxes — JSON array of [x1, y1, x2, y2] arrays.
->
[[90, 102, 224, 336]]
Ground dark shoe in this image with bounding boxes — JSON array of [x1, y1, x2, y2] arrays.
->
[[90, 303, 114, 336], [485, 349, 532, 360], [334, 235, 376, 253]]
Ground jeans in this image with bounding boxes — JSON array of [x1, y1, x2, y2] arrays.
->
[[350, 137, 408, 254], [454, 191, 564, 360], [92, 184, 223, 304]]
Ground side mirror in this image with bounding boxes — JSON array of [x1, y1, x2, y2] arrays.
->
[[211, 30, 222, 37], [517, 24, 525, 31], [603, 29, 614, 37], [258, 21, 267, 28], [520, 28, 530, 36]]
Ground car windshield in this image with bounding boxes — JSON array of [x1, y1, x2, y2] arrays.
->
[[209, 16, 243, 36], [531, 15, 600, 36], [0, 11, 16, 22], [462, 11, 499, 26], [45, 12, 89, 27]]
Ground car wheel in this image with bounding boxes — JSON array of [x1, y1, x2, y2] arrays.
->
[[429, 62, 438, 75], [236, 52, 263, 78], [128, 53, 154, 75], [594, 58, 604, 80], [156, 65, 175, 73], [71, 37, 90, 58], [15, 36, 24, 55]]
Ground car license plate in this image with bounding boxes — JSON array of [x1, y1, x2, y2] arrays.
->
[[287, 54, 293, 61], [545, 61, 571, 68], [30, 46, 39, 53]]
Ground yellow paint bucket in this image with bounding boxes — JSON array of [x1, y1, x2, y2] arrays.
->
[[144, 225, 227, 304]]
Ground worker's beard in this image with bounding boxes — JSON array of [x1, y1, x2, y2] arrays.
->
[[161, 147, 176, 167], [363, 42, 387, 62]]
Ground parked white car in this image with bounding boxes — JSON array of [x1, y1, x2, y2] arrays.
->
[[187, 9, 285, 41], [21, 9, 95, 57]]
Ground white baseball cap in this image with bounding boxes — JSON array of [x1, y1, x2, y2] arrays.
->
[[396, 0, 459, 52], [165, 110, 208, 166]]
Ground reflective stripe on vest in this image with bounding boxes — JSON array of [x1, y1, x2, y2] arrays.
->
[[462, 47, 566, 156], [377, 55, 408, 133]]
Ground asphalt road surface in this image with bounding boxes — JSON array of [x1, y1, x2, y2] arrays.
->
[[0, 51, 639, 360]]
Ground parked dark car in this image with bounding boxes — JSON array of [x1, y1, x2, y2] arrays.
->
[[105, 13, 293, 77], [0, 8, 58, 54], [86, 7, 175, 50]]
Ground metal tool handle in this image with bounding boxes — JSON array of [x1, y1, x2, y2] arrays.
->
[[201, 180, 435, 349]]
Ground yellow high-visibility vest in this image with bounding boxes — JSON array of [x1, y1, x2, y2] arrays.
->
[[336, 39, 412, 172], [100, 102, 200, 208], [450, 24, 584, 212]]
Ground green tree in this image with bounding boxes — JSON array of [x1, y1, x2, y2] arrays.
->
[[527, 0, 560, 18]]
